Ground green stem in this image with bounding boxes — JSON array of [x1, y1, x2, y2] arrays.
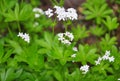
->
[[52, 19, 57, 35], [65, 26, 67, 31], [8, 26, 13, 38], [64, 21, 67, 31], [17, 22, 21, 32], [52, 27, 54, 35]]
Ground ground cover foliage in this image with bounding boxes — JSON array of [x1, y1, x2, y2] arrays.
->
[[0, 0, 120, 81]]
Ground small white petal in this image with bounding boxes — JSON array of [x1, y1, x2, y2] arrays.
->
[[33, 8, 44, 18], [102, 54, 109, 60], [109, 56, 115, 62], [45, 8, 53, 17], [80, 65, 89, 74], [33, 22, 39, 27], [35, 14, 40, 18], [105, 50, 110, 56], [118, 78, 120, 80], [57, 31, 74, 45], [17, 32, 30, 43], [71, 54, 76, 58], [95, 60, 100, 65], [98, 57, 102, 61], [33, 8, 44, 14], [73, 47, 78, 51]]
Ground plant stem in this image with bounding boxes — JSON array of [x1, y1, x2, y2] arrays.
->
[[64, 21, 67, 31], [52, 27, 54, 35], [17, 22, 21, 32], [52, 19, 57, 35], [65, 26, 67, 31], [8, 26, 13, 38]]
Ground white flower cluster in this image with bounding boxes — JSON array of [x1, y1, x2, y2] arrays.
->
[[57, 31, 74, 45], [71, 47, 78, 62], [17, 32, 30, 43], [80, 64, 89, 74], [95, 50, 115, 65], [45, 8, 53, 17], [33, 8, 44, 18], [71, 47, 78, 58], [95, 57, 102, 65], [45, 6, 78, 21]]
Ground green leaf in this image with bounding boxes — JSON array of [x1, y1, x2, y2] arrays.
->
[[82, 0, 113, 24], [90, 26, 106, 37], [0, 0, 17, 12], [0, 42, 4, 62], [76, 44, 97, 64], [72, 25, 89, 41], [103, 16, 119, 31], [7, 40, 22, 54], [59, 59, 66, 65], [100, 34, 117, 51], [105, 76, 116, 81], [53, 71, 63, 81], [2, 49, 13, 63], [4, 9, 16, 22], [4, 3, 33, 22], [19, 4, 33, 21], [14, 3, 19, 21], [1, 68, 15, 81]]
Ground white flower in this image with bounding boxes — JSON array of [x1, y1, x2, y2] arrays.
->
[[64, 31, 74, 41], [17, 32, 23, 38], [102, 50, 110, 60], [105, 50, 110, 55], [118, 78, 120, 80], [73, 47, 78, 51], [33, 8, 44, 18], [95, 50, 115, 65], [71, 54, 76, 58], [58, 33, 64, 38], [54, 6, 66, 21], [54, 5, 78, 21], [95, 57, 102, 65], [33, 22, 39, 27], [108, 56, 115, 62], [17, 32, 30, 43], [102, 54, 109, 60], [45, 6, 78, 20], [57, 12, 67, 21], [45, 8, 53, 17], [80, 65, 89, 74], [67, 8, 77, 13], [57, 33, 65, 41], [66, 8, 78, 20], [95, 60, 101, 65], [72, 60, 75, 63], [34, 14, 40, 18], [33, 8, 44, 14], [58, 37, 65, 41], [98, 57, 102, 61], [62, 39, 71, 45], [54, 6, 65, 14], [57, 31, 74, 45]]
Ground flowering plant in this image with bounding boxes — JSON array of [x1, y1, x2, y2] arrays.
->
[[0, 0, 120, 81]]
